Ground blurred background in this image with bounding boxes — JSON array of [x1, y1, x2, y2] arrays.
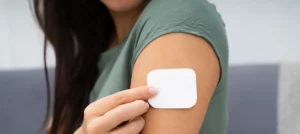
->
[[0, 0, 299, 134]]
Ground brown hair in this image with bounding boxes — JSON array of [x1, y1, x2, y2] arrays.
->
[[32, 0, 115, 133]]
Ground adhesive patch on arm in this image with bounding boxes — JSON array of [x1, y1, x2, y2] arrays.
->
[[147, 68, 197, 109]]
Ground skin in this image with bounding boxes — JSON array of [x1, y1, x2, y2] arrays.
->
[[73, 0, 220, 133], [74, 87, 158, 134], [101, 0, 149, 45], [131, 33, 220, 134]]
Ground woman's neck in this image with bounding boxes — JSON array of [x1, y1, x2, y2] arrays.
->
[[109, 1, 149, 46]]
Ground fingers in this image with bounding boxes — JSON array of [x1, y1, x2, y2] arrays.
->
[[93, 100, 149, 132], [82, 87, 157, 133], [85, 86, 158, 117], [110, 116, 145, 134]]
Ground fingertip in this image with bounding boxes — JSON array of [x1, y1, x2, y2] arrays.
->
[[135, 116, 145, 124], [148, 87, 159, 95], [144, 101, 150, 109], [136, 100, 149, 108], [134, 100, 145, 104]]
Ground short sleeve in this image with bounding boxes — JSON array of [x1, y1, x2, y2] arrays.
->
[[131, 0, 229, 94]]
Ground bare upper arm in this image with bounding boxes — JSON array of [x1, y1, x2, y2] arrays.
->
[[130, 33, 220, 134]]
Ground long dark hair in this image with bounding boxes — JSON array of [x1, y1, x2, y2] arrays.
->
[[33, 0, 115, 133]]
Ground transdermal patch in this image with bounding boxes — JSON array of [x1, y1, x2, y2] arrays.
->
[[147, 68, 197, 109]]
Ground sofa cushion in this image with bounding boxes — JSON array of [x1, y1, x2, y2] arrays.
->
[[228, 65, 278, 134], [0, 69, 54, 134]]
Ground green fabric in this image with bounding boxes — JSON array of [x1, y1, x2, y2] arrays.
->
[[90, 0, 229, 133]]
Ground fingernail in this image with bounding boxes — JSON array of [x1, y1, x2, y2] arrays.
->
[[148, 87, 159, 95]]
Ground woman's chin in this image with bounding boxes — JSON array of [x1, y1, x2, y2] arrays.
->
[[101, 0, 144, 13]]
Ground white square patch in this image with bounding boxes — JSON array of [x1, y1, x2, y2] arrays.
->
[[147, 68, 197, 109]]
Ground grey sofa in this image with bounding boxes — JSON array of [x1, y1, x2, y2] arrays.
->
[[0, 69, 54, 134], [1, 64, 299, 134]]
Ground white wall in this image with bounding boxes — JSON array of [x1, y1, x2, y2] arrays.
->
[[0, 0, 299, 70], [210, 0, 300, 64], [0, 0, 55, 70]]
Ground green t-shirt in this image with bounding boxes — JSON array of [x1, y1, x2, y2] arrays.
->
[[90, 0, 229, 133]]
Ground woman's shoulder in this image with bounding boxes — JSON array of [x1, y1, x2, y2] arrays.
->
[[140, 0, 225, 25], [134, 0, 227, 45], [133, 0, 228, 56]]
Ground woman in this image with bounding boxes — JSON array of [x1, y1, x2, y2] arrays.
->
[[33, 0, 229, 133]]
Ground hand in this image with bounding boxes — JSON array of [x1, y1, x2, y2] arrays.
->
[[74, 86, 158, 134]]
